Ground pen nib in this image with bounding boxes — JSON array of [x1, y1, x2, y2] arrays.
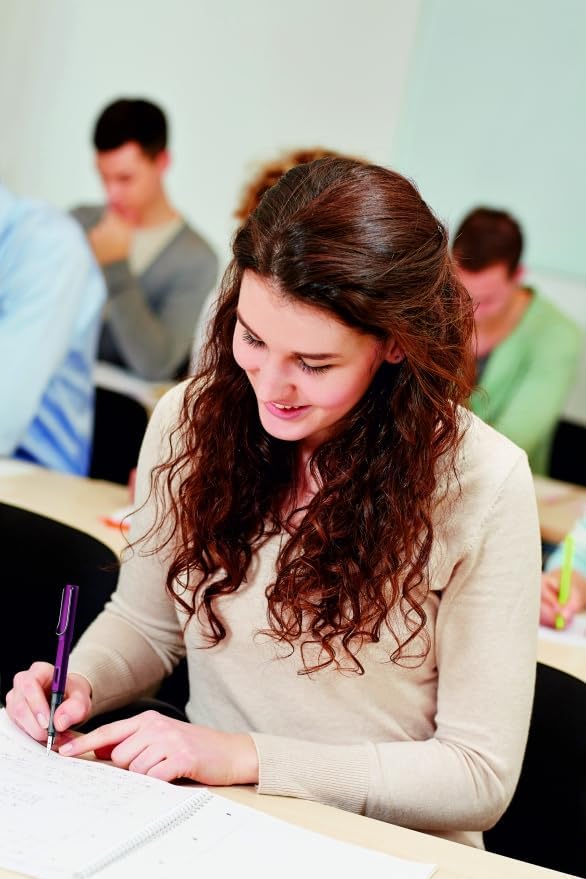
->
[[46, 736, 54, 755]]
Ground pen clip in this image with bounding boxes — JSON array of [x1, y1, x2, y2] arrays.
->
[[55, 586, 72, 636]]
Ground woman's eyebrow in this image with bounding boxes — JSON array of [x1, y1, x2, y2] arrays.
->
[[236, 311, 342, 360]]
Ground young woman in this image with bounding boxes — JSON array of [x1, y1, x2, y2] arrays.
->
[[7, 159, 541, 848]]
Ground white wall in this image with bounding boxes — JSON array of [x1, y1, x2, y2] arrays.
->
[[392, 0, 586, 281], [1, 0, 583, 423], [0, 0, 421, 263]]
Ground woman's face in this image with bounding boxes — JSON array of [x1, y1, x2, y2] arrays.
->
[[233, 271, 400, 453]]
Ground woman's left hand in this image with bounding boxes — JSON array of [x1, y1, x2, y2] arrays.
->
[[59, 710, 259, 785]]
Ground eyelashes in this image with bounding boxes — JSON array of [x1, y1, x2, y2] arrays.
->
[[299, 361, 330, 375], [241, 330, 263, 348], [241, 330, 331, 375]]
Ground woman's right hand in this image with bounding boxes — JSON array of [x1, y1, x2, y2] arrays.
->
[[5, 662, 92, 742]]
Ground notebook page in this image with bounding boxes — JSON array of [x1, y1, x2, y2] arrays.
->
[[0, 710, 205, 879], [539, 611, 586, 647], [97, 793, 437, 879]]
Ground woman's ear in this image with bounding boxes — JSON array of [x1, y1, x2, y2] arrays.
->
[[384, 337, 405, 365]]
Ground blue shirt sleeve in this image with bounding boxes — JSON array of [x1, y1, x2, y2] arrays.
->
[[0, 199, 104, 457]]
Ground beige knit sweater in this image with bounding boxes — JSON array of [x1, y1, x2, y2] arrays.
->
[[70, 383, 541, 849]]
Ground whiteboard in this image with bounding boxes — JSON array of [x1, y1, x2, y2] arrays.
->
[[392, 0, 586, 280]]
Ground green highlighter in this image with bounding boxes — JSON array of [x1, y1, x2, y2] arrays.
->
[[555, 534, 576, 630]]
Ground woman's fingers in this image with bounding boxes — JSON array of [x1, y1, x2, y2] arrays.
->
[[6, 663, 54, 740], [145, 755, 184, 782], [60, 712, 258, 785], [5, 664, 92, 742], [540, 571, 583, 627], [128, 744, 168, 775], [5, 689, 47, 742], [60, 711, 185, 777], [59, 716, 141, 759], [54, 676, 92, 732]]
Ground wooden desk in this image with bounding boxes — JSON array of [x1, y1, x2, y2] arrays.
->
[[0, 462, 584, 683], [0, 461, 128, 555], [0, 465, 581, 878], [536, 629, 586, 682], [213, 787, 571, 879], [534, 474, 586, 545], [0, 784, 570, 879]]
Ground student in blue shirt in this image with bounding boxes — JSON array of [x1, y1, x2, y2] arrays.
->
[[541, 513, 586, 627], [0, 184, 105, 475]]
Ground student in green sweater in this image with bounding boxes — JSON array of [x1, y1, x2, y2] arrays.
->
[[453, 208, 582, 474]]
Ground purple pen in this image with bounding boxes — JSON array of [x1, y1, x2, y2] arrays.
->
[[46, 584, 79, 754]]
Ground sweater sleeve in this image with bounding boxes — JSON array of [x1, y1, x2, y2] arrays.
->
[[102, 241, 218, 381], [251, 453, 541, 833], [482, 321, 582, 463], [69, 383, 189, 716]]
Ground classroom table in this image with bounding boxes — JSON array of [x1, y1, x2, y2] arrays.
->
[[216, 786, 572, 879], [534, 474, 586, 546], [0, 782, 574, 879], [0, 463, 583, 879], [3, 466, 584, 562], [0, 459, 129, 554], [0, 461, 584, 686]]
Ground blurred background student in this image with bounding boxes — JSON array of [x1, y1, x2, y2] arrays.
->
[[0, 183, 105, 474], [72, 98, 218, 382], [541, 513, 586, 628], [452, 208, 582, 475]]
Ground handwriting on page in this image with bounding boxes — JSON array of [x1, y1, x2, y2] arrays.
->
[[0, 710, 195, 879], [0, 711, 436, 879]]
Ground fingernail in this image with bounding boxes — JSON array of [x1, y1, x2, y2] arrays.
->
[[37, 713, 48, 729], [59, 743, 73, 754], [55, 714, 70, 731]]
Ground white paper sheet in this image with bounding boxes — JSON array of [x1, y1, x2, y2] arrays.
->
[[0, 710, 436, 879]]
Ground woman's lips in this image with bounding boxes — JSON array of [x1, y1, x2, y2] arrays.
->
[[264, 401, 311, 420]]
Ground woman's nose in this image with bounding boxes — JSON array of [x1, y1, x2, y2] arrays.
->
[[254, 359, 294, 402]]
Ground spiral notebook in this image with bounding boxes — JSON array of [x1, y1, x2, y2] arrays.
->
[[0, 710, 436, 879]]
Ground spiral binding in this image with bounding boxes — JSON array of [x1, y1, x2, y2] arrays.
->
[[75, 789, 214, 878]]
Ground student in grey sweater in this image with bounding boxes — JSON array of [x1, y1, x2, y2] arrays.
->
[[72, 98, 217, 381]]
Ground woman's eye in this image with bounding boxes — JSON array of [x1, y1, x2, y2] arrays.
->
[[299, 360, 331, 375], [242, 329, 330, 374], [242, 330, 264, 348]]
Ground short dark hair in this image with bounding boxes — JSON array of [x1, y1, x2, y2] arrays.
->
[[453, 207, 523, 275], [93, 98, 167, 158]]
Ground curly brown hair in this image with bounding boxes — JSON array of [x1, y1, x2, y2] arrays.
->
[[150, 158, 475, 674]]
